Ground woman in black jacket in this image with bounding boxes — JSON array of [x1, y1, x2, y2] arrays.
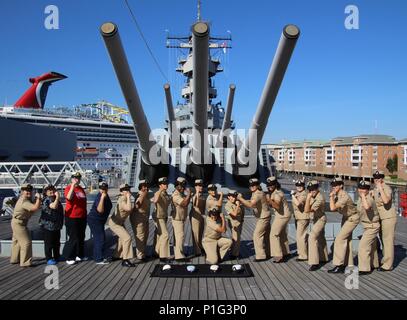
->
[[39, 185, 64, 265]]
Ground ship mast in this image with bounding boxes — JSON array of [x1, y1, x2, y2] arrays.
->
[[197, 0, 201, 21]]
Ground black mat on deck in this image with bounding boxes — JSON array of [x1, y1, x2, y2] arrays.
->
[[150, 264, 254, 278]]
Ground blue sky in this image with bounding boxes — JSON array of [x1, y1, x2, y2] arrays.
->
[[1, 0, 406, 143]]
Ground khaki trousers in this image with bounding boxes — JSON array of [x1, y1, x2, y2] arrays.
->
[[203, 237, 233, 264], [253, 217, 271, 260], [296, 219, 310, 260], [358, 222, 380, 272], [332, 219, 359, 266], [380, 217, 397, 270], [190, 214, 205, 255], [154, 218, 170, 258], [108, 219, 134, 260], [172, 220, 186, 259], [10, 219, 32, 267], [308, 218, 328, 266], [270, 217, 290, 258], [130, 213, 149, 259], [227, 218, 243, 257]]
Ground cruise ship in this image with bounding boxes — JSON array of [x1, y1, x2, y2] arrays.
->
[[0, 71, 140, 183]]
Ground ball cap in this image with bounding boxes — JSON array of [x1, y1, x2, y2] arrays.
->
[[331, 177, 344, 186], [373, 170, 385, 179], [207, 184, 217, 191], [119, 183, 132, 191], [158, 177, 168, 184], [21, 183, 33, 191], [99, 181, 109, 189], [43, 184, 56, 192], [358, 180, 371, 189], [71, 171, 82, 179], [307, 180, 319, 190]]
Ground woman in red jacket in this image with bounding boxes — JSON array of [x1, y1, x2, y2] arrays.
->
[[64, 172, 87, 265]]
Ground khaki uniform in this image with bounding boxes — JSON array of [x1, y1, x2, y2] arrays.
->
[[373, 184, 397, 270], [10, 197, 35, 266], [357, 194, 380, 272], [251, 190, 271, 259], [307, 192, 329, 265], [108, 196, 134, 260], [293, 190, 309, 260], [190, 193, 206, 255], [225, 200, 245, 257], [172, 190, 189, 259], [269, 190, 292, 258], [206, 194, 221, 212], [332, 190, 360, 266], [130, 193, 151, 259], [152, 190, 171, 258], [202, 216, 232, 264]]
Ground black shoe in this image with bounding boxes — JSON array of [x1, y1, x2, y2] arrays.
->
[[108, 256, 121, 262], [160, 258, 172, 263], [378, 267, 392, 272], [327, 265, 345, 274], [273, 257, 283, 263], [122, 259, 135, 267], [230, 255, 240, 260], [137, 257, 148, 263], [296, 258, 308, 262], [359, 270, 372, 276], [254, 258, 268, 262], [309, 265, 320, 271]]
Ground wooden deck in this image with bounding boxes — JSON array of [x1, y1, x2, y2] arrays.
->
[[0, 213, 406, 300]]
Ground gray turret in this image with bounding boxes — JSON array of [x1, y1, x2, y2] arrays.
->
[[191, 21, 210, 165], [100, 22, 155, 165], [237, 25, 300, 166]]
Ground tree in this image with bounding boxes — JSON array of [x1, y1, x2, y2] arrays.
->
[[386, 154, 398, 175]]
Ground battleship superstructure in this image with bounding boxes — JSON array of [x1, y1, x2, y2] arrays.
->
[[101, 11, 300, 188]]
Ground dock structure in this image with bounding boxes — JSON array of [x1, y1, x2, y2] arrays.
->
[[0, 212, 406, 300]]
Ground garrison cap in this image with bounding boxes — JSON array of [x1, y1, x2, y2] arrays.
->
[[71, 171, 82, 179], [358, 180, 371, 189], [373, 170, 385, 179], [207, 184, 217, 191], [307, 180, 319, 190], [21, 183, 33, 191], [294, 178, 306, 186], [99, 181, 109, 189], [119, 183, 132, 191], [331, 177, 344, 186], [158, 177, 168, 184]]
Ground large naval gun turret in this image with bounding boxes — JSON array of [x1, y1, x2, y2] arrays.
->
[[100, 16, 299, 188]]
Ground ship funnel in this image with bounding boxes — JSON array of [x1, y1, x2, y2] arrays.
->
[[191, 21, 209, 164], [221, 84, 236, 133], [237, 24, 300, 166], [100, 22, 155, 165]]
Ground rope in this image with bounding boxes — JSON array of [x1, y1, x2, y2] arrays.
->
[[123, 0, 169, 82]]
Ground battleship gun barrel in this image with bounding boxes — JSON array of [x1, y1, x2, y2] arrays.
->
[[221, 84, 236, 133], [100, 22, 154, 165], [191, 22, 209, 164], [237, 24, 300, 165], [164, 84, 176, 124]]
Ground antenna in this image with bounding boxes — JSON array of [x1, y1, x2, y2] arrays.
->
[[197, 0, 201, 21]]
